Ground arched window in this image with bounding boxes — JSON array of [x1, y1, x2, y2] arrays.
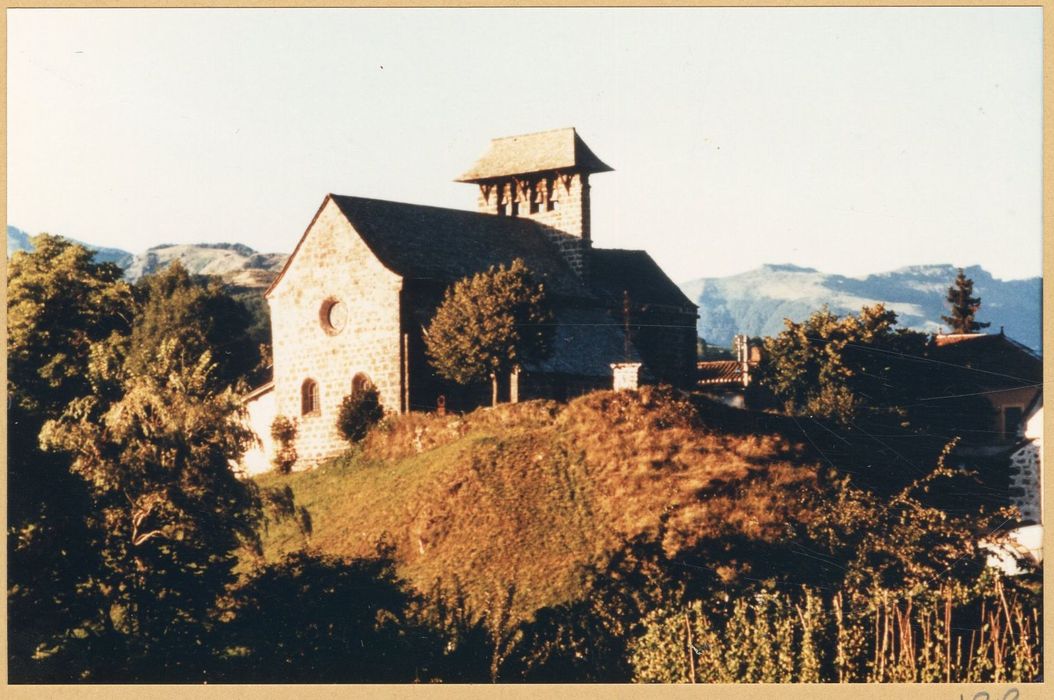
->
[[301, 379, 320, 416], [351, 372, 374, 399]]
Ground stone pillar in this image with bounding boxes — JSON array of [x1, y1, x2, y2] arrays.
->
[[510, 367, 521, 404], [611, 362, 642, 391]]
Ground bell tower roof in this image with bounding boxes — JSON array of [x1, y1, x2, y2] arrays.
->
[[456, 127, 613, 183]]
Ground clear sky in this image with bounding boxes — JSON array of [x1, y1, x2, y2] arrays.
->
[[7, 7, 1042, 283]]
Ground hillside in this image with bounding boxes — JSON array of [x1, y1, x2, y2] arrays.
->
[[253, 389, 821, 621], [680, 263, 1042, 352]]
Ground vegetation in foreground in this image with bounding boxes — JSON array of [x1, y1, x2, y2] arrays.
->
[[249, 390, 1040, 682]]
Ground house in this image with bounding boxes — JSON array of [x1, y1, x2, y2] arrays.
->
[[926, 332, 1043, 573], [983, 392, 1043, 574], [929, 331, 1042, 442], [696, 334, 761, 408], [241, 128, 698, 471]]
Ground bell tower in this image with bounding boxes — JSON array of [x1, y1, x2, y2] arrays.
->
[[456, 127, 612, 278]]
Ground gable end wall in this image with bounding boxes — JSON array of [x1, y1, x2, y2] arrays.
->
[[267, 198, 404, 468]]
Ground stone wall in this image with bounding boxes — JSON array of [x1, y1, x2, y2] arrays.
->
[[630, 306, 699, 388], [1008, 405, 1043, 524], [475, 172, 592, 277], [266, 198, 404, 468]]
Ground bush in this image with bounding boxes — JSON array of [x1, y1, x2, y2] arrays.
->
[[337, 386, 384, 443], [270, 415, 298, 474]]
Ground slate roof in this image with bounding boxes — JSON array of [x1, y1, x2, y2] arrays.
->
[[929, 333, 1042, 389], [327, 195, 591, 299], [456, 127, 613, 183], [590, 248, 696, 309], [266, 193, 688, 379]]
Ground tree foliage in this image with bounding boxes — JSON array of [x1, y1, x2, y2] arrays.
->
[[40, 339, 263, 679], [756, 305, 930, 426], [214, 550, 437, 682], [942, 268, 990, 334], [7, 234, 134, 419], [126, 261, 260, 390], [7, 235, 135, 680], [424, 259, 554, 401], [8, 236, 266, 680], [336, 385, 384, 443]]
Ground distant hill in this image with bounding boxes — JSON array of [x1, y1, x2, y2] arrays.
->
[[7, 226, 287, 289], [123, 242, 287, 288], [8, 225, 135, 268], [680, 263, 1042, 352]]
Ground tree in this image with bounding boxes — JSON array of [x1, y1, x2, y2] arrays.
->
[[424, 259, 554, 406], [756, 305, 930, 426], [336, 384, 384, 443], [7, 235, 135, 680], [40, 339, 263, 680], [126, 262, 259, 391], [942, 268, 990, 334], [213, 550, 438, 682]]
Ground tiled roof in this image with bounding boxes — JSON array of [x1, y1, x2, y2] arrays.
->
[[456, 127, 613, 183], [590, 248, 696, 309], [697, 360, 742, 386]]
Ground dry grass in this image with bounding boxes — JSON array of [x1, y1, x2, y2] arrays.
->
[[254, 388, 822, 621]]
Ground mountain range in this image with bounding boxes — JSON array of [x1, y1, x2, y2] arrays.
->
[[680, 263, 1042, 353], [8, 227, 1042, 352]]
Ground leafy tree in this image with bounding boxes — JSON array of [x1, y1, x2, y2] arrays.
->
[[336, 385, 384, 443], [942, 268, 990, 334], [756, 305, 930, 426], [214, 550, 438, 682], [7, 234, 134, 419], [40, 339, 263, 680], [270, 415, 299, 473], [7, 235, 135, 680], [424, 259, 554, 406], [127, 262, 259, 390]]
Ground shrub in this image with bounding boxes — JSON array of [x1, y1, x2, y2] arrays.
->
[[337, 385, 384, 443], [270, 415, 298, 474]]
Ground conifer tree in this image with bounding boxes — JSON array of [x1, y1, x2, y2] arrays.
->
[[941, 268, 990, 334]]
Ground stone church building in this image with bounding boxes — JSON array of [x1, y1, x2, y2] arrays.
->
[[241, 128, 697, 472]]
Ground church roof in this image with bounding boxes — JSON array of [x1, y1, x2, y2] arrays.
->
[[456, 127, 614, 183], [589, 248, 696, 309], [327, 195, 591, 298]]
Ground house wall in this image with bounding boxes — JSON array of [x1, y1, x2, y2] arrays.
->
[[1008, 405, 1043, 525], [240, 387, 276, 476], [266, 198, 404, 468], [631, 306, 699, 388], [988, 386, 1041, 439]]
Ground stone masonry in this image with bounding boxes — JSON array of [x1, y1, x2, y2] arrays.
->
[[475, 172, 592, 278], [266, 199, 404, 468]]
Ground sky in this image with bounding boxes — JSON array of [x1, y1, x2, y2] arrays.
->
[[7, 7, 1042, 283]]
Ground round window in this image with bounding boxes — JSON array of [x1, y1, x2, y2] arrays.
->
[[320, 298, 347, 334]]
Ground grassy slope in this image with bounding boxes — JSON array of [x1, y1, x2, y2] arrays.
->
[[254, 389, 822, 621]]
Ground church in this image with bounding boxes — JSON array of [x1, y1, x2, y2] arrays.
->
[[241, 128, 698, 472]]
